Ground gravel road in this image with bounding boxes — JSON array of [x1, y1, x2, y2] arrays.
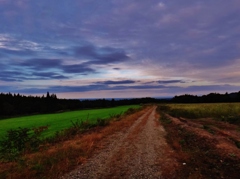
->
[[61, 106, 176, 179]]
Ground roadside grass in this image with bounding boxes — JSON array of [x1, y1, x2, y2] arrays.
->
[[0, 105, 140, 139], [0, 106, 147, 179], [158, 103, 240, 124]]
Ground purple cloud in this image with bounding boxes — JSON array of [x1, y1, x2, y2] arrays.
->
[[1, 0, 240, 98]]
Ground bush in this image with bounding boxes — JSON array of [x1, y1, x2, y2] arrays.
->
[[0, 126, 47, 161]]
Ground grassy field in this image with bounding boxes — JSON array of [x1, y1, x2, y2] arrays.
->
[[159, 103, 240, 124], [0, 105, 140, 139]]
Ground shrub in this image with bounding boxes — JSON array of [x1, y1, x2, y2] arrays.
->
[[0, 126, 47, 161]]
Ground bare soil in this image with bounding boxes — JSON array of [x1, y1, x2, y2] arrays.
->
[[160, 113, 240, 179], [61, 106, 179, 179]]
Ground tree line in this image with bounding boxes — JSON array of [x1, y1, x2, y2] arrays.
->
[[171, 91, 240, 103], [1, 91, 240, 119], [0, 92, 158, 119]]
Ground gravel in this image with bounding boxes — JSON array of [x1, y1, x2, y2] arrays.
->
[[61, 107, 171, 179]]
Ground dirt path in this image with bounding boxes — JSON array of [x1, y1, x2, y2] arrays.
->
[[61, 106, 177, 179]]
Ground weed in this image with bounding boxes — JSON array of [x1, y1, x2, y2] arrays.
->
[[229, 153, 236, 157], [96, 118, 110, 126], [159, 112, 172, 124], [71, 119, 92, 130], [109, 113, 122, 119]]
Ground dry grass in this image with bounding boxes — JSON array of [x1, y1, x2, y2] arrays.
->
[[0, 106, 149, 179], [158, 106, 240, 179]]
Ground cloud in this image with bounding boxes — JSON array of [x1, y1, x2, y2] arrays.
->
[[74, 45, 129, 64], [0, 71, 26, 82], [0, 34, 43, 57], [18, 58, 97, 76], [74, 45, 96, 58], [1, 0, 240, 97], [0, 48, 35, 57], [14, 85, 107, 94], [158, 80, 186, 84], [14, 84, 238, 94], [158, 2, 166, 9], [0, 70, 69, 82], [20, 58, 62, 70], [62, 64, 96, 74], [0, 57, 96, 81], [31, 72, 69, 79], [20, 84, 171, 93], [95, 80, 137, 85]]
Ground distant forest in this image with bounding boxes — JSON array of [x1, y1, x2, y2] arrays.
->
[[0, 92, 157, 119], [172, 91, 240, 103], [0, 91, 240, 119]]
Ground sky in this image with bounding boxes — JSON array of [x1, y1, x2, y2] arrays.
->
[[1, 0, 240, 99]]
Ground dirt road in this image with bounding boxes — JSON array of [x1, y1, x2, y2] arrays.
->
[[62, 106, 177, 179]]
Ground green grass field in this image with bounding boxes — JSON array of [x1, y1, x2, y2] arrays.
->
[[0, 105, 140, 139], [159, 103, 240, 124]]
